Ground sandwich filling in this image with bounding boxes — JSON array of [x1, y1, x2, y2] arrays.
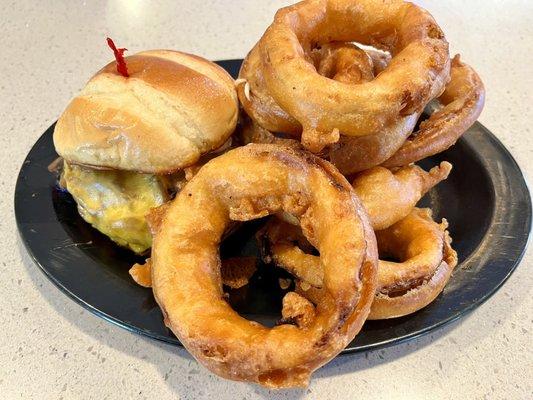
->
[[61, 162, 169, 254]]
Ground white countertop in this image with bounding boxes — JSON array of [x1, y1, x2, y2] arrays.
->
[[2, 1, 532, 399]]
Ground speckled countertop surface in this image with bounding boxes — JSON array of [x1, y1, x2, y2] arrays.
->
[[2, 1, 532, 399]]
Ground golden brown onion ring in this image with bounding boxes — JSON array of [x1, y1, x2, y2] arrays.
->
[[383, 55, 485, 167], [370, 208, 457, 319], [259, 0, 450, 151], [237, 42, 386, 140], [151, 144, 378, 388], [238, 40, 427, 174], [260, 208, 457, 320], [352, 162, 452, 230]]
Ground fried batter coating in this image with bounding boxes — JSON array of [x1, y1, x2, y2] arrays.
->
[[261, 208, 457, 320], [352, 162, 452, 230], [129, 257, 257, 290], [383, 55, 485, 167], [280, 292, 316, 328], [129, 259, 153, 288], [151, 144, 377, 388], [220, 257, 257, 289]]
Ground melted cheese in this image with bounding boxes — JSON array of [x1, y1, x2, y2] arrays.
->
[[62, 162, 167, 254]]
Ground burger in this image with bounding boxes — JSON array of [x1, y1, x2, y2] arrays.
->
[[53, 48, 239, 253]]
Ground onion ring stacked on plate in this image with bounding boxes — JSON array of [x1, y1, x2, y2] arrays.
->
[[371, 208, 458, 319], [237, 0, 485, 174], [260, 211, 458, 320], [382, 55, 485, 167], [238, 0, 451, 153], [151, 144, 378, 388], [351, 162, 452, 230], [258, 163, 458, 320]]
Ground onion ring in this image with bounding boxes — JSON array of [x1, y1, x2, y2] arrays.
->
[[370, 208, 457, 319], [383, 55, 485, 167], [238, 37, 450, 173], [258, 0, 450, 151], [151, 144, 378, 388], [352, 162, 452, 230], [260, 208, 457, 320]]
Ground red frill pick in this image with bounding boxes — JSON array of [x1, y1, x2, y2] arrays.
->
[[106, 37, 129, 77]]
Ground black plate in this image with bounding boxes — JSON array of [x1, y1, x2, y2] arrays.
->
[[15, 60, 531, 353]]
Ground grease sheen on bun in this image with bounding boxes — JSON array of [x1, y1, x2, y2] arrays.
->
[[54, 50, 238, 174]]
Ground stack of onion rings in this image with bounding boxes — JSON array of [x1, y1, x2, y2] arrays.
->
[[136, 0, 485, 388]]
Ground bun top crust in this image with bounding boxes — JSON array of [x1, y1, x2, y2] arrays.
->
[[53, 50, 238, 174]]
